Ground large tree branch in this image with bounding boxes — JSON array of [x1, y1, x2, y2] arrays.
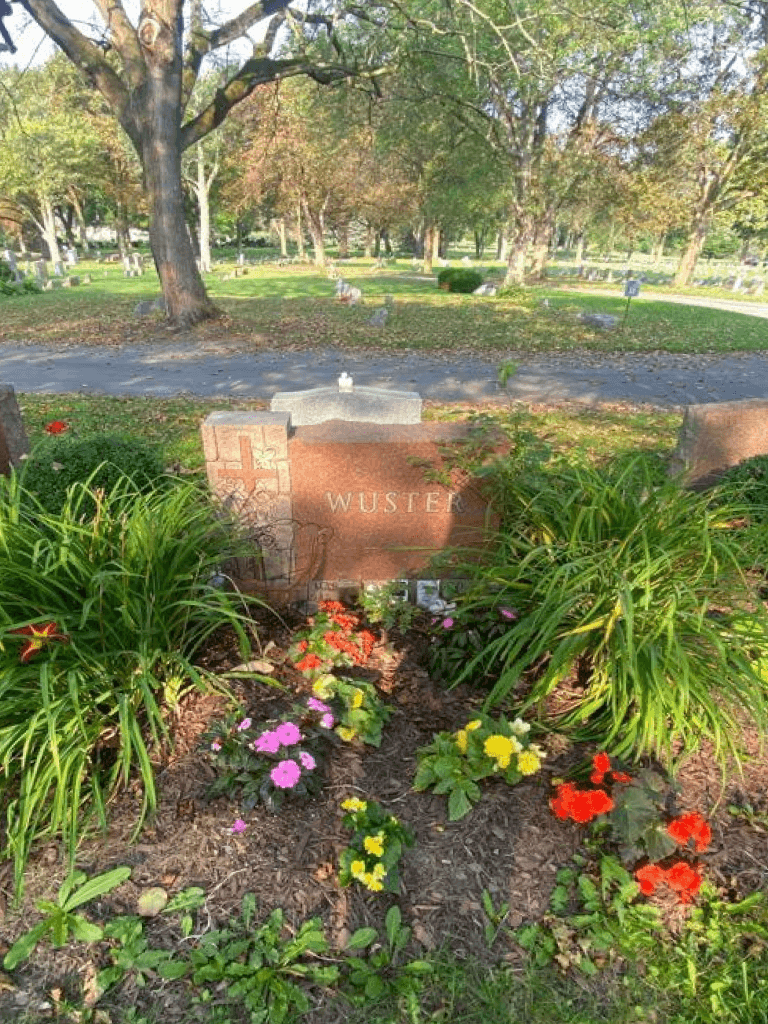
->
[[180, 54, 362, 149], [209, 0, 292, 50], [23, 0, 137, 139]]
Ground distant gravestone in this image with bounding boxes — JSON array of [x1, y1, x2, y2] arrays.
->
[[33, 260, 48, 284], [578, 312, 619, 330], [672, 399, 768, 488], [122, 255, 132, 277], [0, 384, 29, 476], [473, 282, 497, 297], [134, 295, 166, 318], [66, 247, 78, 265], [53, 260, 65, 277]]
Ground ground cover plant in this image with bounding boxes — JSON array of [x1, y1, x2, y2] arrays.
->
[[2, 385, 768, 1021]]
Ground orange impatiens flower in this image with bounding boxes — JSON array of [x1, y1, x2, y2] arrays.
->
[[9, 621, 69, 662], [667, 812, 712, 853]]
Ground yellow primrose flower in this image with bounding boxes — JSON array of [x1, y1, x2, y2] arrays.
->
[[351, 688, 364, 709], [337, 725, 357, 742], [312, 675, 336, 700], [372, 862, 387, 879], [484, 734, 514, 769], [364, 873, 384, 892], [465, 719, 482, 731], [363, 832, 384, 857], [517, 749, 541, 775], [341, 797, 367, 813], [350, 859, 367, 879], [455, 729, 468, 754]]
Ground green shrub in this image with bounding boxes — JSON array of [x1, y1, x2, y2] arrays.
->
[[0, 473, 260, 890], [437, 268, 484, 293], [439, 453, 768, 765], [20, 433, 166, 516]]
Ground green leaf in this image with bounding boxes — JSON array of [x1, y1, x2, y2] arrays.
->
[[385, 905, 402, 947], [3, 921, 51, 970], [346, 927, 378, 950], [448, 786, 474, 820], [68, 916, 103, 943]]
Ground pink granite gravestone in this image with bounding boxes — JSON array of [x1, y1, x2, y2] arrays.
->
[[673, 399, 768, 488], [201, 386, 495, 605]]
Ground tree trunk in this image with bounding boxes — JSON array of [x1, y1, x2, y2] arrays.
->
[[69, 191, 90, 253], [275, 218, 287, 257], [364, 224, 374, 258], [196, 144, 211, 274], [302, 199, 326, 267], [115, 200, 131, 257], [674, 218, 708, 287], [295, 205, 305, 259], [504, 215, 535, 286], [652, 232, 666, 266], [40, 197, 62, 266], [422, 224, 434, 275], [141, 126, 215, 322], [496, 229, 508, 261], [529, 210, 555, 279], [574, 232, 586, 265], [432, 229, 441, 263], [336, 221, 349, 259]]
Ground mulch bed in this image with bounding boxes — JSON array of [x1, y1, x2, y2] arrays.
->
[[1, 612, 767, 1022]]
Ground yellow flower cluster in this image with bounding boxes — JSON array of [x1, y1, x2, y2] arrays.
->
[[455, 718, 482, 754], [517, 748, 543, 775], [483, 733, 522, 770], [341, 797, 367, 813], [312, 675, 336, 700], [351, 860, 387, 891], [337, 725, 357, 742], [351, 688, 364, 709], [363, 832, 385, 857]]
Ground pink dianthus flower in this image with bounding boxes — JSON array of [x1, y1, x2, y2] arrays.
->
[[254, 730, 281, 754], [271, 759, 301, 789], [274, 721, 302, 746]]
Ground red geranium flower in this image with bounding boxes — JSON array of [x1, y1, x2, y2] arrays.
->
[[9, 621, 69, 662], [667, 812, 712, 853], [44, 420, 68, 434], [295, 653, 324, 673], [635, 863, 667, 895], [610, 771, 633, 784], [593, 752, 611, 774]]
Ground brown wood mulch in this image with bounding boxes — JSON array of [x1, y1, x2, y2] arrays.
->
[[0, 616, 767, 1022]]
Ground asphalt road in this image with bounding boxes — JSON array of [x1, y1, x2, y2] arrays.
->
[[1, 341, 767, 407]]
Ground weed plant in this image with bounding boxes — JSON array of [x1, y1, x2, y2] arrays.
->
[[0, 473, 259, 889], [443, 453, 768, 764]]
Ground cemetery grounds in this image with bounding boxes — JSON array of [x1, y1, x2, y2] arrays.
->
[[1, 252, 768, 1024]]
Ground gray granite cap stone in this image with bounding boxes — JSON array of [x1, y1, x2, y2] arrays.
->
[[270, 383, 422, 426]]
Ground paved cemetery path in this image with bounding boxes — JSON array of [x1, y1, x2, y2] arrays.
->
[[566, 286, 768, 319], [1, 339, 768, 407]]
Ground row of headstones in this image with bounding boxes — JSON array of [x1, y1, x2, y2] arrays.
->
[[4, 248, 78, 282], [2, 250, 91, 290], [691, 275, 765, 295]]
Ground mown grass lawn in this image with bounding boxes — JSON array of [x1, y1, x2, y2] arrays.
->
[[1, 254, 766, 354]]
